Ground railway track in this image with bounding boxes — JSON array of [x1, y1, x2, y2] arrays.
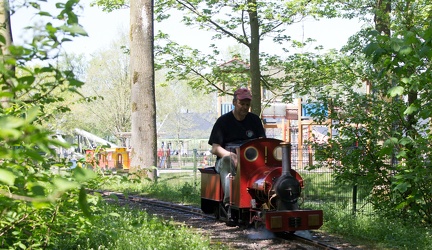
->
[[96, 190, 340, 250], [280, 232, 339, 250]]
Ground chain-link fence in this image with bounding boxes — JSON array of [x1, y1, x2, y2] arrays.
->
[[157, 149, 216, 169], [178, 145, 374, 215], [291, 144, 374, 215]]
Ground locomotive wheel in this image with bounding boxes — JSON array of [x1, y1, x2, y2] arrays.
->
[[201, 198, 218, 214]]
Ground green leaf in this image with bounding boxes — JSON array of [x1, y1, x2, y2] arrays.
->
[[404, 105, 418, 115], [400, 78, 410, 84], [381, 138, 397, 155], [362, 42, 379, 57], [419, 45, 432, 58], [68, 78, 85, 87], [31, 185, 46, 196], [388, 86, 404, 97], [18, 75, 36, 85], [38, 11, 52, 17], [60, 24, 88, 36], [52, 177, 79, 192], [78, 187, 92, 218], [372, 48, 386, 63], [396, 150, 407, 158], [394, 182, 411, 193], [395, 201, 409, 210], [25, 106, 40, 123], [0, 169, 16, 185], [399, 46, 412, 55], [0, 91, 13, 98], [399, 137, 411, 146], [0, 128, 22, 140], [391, 42, 401, 52], [0, 116, 25, 129], [17, 242, 26, 249], [383, 137, 398, 147], [72, 168, 97, 183], [32, 201, 51, 209], [404, 31, 417, 44]]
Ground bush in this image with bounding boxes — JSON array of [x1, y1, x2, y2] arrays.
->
[[1, 1, 98, 248]]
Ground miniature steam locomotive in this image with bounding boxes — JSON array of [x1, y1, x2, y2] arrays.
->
[[199, 138, 323, 232]]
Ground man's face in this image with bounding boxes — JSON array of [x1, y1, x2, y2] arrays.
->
[[234, 99, 251, 116]]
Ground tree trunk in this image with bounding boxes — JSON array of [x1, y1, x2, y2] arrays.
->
[[374, 0, 391, 36], [129, 0, 157, 180], [0, 0, 14, 108], [248, 0, 262, 116], [0, 0, 12, 53]]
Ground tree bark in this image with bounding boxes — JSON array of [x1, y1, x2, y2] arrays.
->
[[130, 0, 157, 180], [0, 0, 14, 108], [374, 0, 391, 36], [247, 0, 262, 116], [0, 0, 12, 52]]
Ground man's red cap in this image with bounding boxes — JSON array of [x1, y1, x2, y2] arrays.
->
[[234, 88, 252, 100]]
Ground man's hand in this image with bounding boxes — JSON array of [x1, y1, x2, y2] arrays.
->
[[229, 153, 238, 167]]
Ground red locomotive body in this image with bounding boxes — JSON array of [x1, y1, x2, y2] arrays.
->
[[200, 138, 323, 232]]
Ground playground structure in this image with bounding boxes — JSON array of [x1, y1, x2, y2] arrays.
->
[[84, 147, 130, 171], [262, 98, 332, 169], [72, 128, 130, 171]]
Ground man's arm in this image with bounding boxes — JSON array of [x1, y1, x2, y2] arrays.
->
[[211, 143, 238, 166], [211, 143, 230, 158]]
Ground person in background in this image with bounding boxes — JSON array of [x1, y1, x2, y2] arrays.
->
[[70, 154, 77, 170], [208, 87, 266, 207], [165, 142, 171, 168], [158, 142, 165, 168]]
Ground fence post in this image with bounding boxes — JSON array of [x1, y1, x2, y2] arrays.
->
[[352, 184, 357, 215], [193, 149, 197, 184]]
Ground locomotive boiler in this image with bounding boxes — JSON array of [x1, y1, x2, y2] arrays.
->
[[199, 138, 323, 232]]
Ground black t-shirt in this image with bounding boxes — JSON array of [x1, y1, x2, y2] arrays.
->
[[208, 111, 266, 152]]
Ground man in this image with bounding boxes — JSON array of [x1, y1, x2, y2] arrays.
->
[[208, 87, 266, 206]]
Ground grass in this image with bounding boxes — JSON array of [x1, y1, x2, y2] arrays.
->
[[54, 195, 223, 250], [88, 171, 432, 250], [101, 172, 201, 205], [45, 170, 222, 249], [322, 204, 432, 250]]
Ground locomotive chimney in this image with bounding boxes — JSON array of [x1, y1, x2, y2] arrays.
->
[[281, 142, 292, 176]]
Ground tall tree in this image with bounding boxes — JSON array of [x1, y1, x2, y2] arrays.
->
[[0, 0, 13, 108], [155, 0, 325, 115], [0, 0, 12, 59], [305, 0, 432, 223], [130, 0, 157, 179]]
